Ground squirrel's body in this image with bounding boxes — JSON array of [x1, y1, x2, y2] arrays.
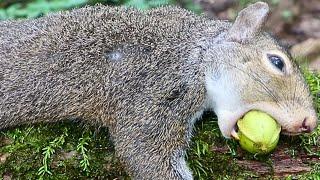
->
[[0, 6, 221, 127], [0, 6, 222, 179], [0, 3, 318, 179]]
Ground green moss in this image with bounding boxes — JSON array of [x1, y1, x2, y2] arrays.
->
[[0, 123, 128, 179], [187, 114, 254, 179]]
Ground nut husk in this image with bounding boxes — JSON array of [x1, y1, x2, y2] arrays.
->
[[237, 110, 281, 154]]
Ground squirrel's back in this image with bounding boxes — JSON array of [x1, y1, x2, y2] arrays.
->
[[0, 6, 227, 128]]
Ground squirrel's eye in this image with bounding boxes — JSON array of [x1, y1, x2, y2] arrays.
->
[[267, 54, 284, 71]]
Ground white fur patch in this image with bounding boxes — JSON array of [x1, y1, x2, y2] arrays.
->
[[187, 108, 205, 141], [190, 109, 205, 125], [171, 151, 193, 180], [205, 71, 244, 137], [176, 156, 193, 180], [106, 51, 122, 61]]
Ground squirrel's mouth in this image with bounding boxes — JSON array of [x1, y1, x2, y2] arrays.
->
[[221, 102, 317, 139], [228, 108, 293, 140], [280, 130, 301, 136], [228, 108, 304, 140], [230, 123, 240, 140], [217, 102, 308, 139], [229, 111, 247, 140]]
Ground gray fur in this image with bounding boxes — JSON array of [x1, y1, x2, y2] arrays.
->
[[0, 2, 317, 179], [227, 2, 269, 43]]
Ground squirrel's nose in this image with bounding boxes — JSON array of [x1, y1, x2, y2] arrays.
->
[[300, 117, 317, 133]]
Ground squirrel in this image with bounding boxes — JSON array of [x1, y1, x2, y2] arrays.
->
[[0, 2, 318, 179]]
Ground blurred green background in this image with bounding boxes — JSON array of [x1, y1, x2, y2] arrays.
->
[[0, 0, 201, 20]]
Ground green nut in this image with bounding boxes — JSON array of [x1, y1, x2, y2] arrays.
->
[[236, 110, 281, 154]]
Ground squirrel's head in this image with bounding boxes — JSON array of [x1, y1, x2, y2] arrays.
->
[[204, 2, 318, 138]]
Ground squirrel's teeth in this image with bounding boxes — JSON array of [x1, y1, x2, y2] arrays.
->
[[231, 128, 239, 140]]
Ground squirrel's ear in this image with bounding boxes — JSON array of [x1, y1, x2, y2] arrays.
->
[[227, 2, 269, 43]]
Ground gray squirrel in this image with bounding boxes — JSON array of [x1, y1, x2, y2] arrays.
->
[[0, 2, 318, 179]]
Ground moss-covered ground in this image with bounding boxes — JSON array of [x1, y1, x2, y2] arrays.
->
[[0, 72, 319, 179]]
